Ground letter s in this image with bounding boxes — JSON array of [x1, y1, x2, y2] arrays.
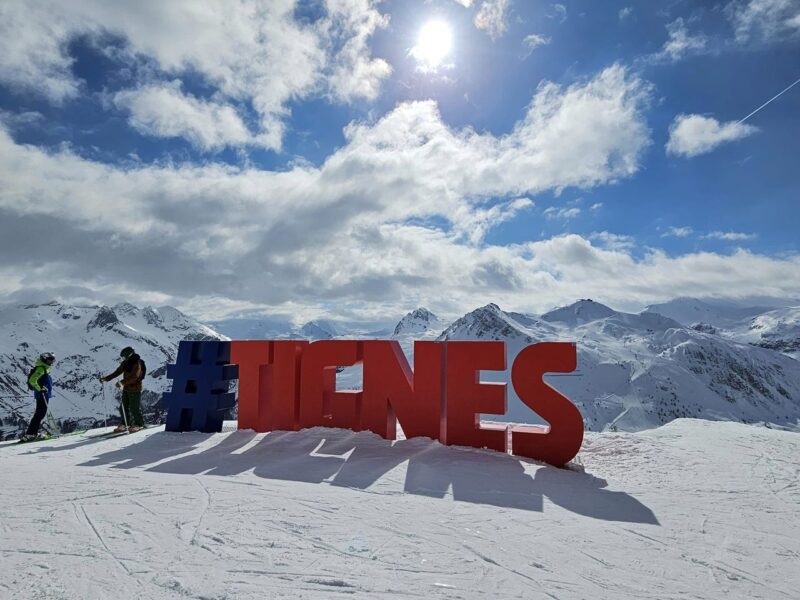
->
[[510, 342, 583, 467]]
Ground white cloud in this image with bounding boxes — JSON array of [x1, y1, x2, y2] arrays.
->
[[666, 114, 758, 157], [544, 206, 581, 220], [321, 0, 392, 102], [456, 197, 534, 244], [548, 4, 568, 23], [662, 226, 694, 238], [590, 202, 603, 211], [452, 0, 475, 6], [726, 0, 800, 43], [474, 0, 511, 40], [114, 82, 256, 151], [0, 65, 658, 317], [589, 231, 635, 251], [704, 231, 758, 241], [523, 34, 552, 56], [619, 7, 633, 21], [0, 0, 390, 151], [653, 18, 708, 63], [0, 110, 45, 129]]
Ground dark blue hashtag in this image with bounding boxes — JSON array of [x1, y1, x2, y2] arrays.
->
[[163, 341, 238, 433]]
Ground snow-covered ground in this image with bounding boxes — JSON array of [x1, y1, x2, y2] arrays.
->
[[1, 419, 798, 599]]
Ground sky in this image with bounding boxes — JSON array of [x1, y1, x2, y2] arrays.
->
[[0, 0, 798, 324]]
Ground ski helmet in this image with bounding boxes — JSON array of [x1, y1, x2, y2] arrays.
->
[[40, 352, 55, 365], [120, 346, 135, 359]]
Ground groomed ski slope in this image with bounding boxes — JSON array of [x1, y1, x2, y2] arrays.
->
[[1, 420, 798, 599]]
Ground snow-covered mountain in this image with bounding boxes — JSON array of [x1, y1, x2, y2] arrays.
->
[[644, 297, 800, 360], [207, 315, 295, 340], [2, 298, 798, 440], [643, 297, 770, 329], [542, 298, 618, 326], [210, 316, 347, 341], [300, 319, 340, 340], [392, 307, 444, 336], [727, 306, 800, 359], [0, 301, 224, 440], [437, 300, 800, 432]]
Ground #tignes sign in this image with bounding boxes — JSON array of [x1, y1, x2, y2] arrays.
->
[[162, 339, 583, 467]]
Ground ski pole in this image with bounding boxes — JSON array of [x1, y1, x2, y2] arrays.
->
[[100, 377, 108, 429], [118, 384, 130, 433], [40, 389, 58, 436]]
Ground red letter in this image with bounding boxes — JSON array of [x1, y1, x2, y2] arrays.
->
[[230, 341, 272, 432], [265, 340, 308, 431], [361, 341, 444, 441], [443, 341, 508, 453], [298, 340, 363, 431], [510, 342, 583, 467]]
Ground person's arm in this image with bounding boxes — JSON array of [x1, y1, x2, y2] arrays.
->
[[120, 361, 142, 388], [101, 364, 125, 382], [27, 365, 46, 392]]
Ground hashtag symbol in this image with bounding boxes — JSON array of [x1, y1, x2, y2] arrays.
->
[[163, 341, 238, 433]]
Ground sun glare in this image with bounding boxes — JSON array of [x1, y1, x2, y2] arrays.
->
[[411, 20, 453, 72]]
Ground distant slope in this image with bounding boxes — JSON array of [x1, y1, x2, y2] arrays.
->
[[643, 297, 770, 328], [727, 306, 800, 359]]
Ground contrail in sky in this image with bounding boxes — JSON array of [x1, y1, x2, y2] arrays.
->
[[738, 76, 800, 124]]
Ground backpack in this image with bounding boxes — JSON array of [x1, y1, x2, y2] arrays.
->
[[123, 355, 147, 383], [25, 364, 49, 392]]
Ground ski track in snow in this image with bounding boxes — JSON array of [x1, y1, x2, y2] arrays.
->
[[1, 420, 798, 599]]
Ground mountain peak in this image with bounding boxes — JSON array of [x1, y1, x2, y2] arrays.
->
[[438, 303, 533, 342], [87, 306, 120, 330], [393, 307, 441, 336], [541, 299, 616, 325], [300, 320, 339, 340]]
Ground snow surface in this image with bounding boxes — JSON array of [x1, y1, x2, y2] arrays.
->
[[0, 419, 797, 599]]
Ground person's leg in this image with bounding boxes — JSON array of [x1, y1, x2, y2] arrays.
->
[[129, 392, 144, 427], [119, 391, 131, 427], [25, 392, 48, 436]]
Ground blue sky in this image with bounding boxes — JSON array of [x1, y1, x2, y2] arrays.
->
[[0, 0, 798, 322]]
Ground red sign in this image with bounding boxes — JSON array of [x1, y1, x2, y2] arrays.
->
[[230, 340, 582, 467]]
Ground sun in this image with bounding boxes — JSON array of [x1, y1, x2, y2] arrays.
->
[[410, 20, 453, 72]]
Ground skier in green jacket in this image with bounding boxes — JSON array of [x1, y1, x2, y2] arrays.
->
[[99, 346, 145, 433], [21, 352, 55, 442]]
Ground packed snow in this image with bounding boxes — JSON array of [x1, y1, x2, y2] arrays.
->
[[0, 419, 798, 599]]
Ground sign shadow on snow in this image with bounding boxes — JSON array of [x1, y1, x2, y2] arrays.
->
[[79, 430, 659, 525]]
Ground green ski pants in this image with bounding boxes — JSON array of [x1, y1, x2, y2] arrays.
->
[[119, 391, 144, 427]]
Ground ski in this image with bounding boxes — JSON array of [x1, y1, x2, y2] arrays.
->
[[16, 434, 53, 445], [83, 426, 151, 440], [7, 426, 151, 446]]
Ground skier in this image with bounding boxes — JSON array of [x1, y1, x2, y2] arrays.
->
[[99, 346, 145, 433], [21, 352, 55, 442]]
